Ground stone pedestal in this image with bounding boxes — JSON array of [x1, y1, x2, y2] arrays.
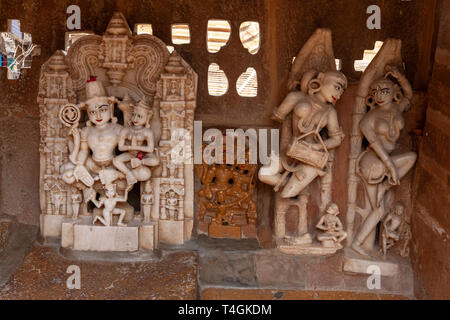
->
[[277, 235, 341, 255], [200, 221, 258, 240], [278, 241, 340, 255], [61, 217, 158, 252], [139, 223, 158, 250], [208, 223, 241, 239], [159, 220, 184, 245], [343, 248, 399, 277], [40, 214, 64, 238]]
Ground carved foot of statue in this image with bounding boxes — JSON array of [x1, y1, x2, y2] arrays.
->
[[93, 215, 108, 226], [126, 172, 138, 186], [285, 233, 312, 245], [351, 242, 370, 257], [117, 222, 127, 227]]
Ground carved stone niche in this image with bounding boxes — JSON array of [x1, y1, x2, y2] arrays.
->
[[38, 12, 197, 252], [196, 142, 258, 239]]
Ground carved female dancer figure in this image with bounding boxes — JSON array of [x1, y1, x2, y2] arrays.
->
[[260, 70, 347, 198], [351, 65, 416, 256]]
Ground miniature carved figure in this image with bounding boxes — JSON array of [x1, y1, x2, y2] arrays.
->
[[70, 188, 82, 219], [165, 190, 179, 220], [52, 192, 64, 215], [141, 182, 154, 223], [316, 203, 347, 248], [89, 184, 131, 227], [380, 202, 406, 256]]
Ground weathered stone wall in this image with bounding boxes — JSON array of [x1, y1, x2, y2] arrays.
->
[[410, 0, 450, 299]]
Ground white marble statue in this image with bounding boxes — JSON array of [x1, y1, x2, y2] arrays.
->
[[258, 29, 346, 255], [38, 12, 197, 250]]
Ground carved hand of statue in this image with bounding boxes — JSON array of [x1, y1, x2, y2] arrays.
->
[[74, 165, 95, 186], [384, 65, 402, 80], [388, 164, 400, 186]]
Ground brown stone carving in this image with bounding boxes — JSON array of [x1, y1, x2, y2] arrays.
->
[[196, 144, 258, 239]]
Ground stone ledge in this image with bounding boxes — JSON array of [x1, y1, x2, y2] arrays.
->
[[200, 288, 413, 300], [196, 245, 414, 297]]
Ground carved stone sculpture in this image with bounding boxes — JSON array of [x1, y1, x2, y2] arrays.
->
[[316, 203, 347, 249], [196, 144, 258, 239], [38, 12, 197, 251], [258, 29, 346, 255], [380, 202, 409, 257], [89, 184, 131, 227], [344, 39, 416, 276]]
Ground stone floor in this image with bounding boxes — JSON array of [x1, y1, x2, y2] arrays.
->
[[0, 245, 198, 300], [0, 222, 415, 300]]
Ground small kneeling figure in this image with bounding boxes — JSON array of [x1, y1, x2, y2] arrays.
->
[[87, 184, 131, 227], [316, 203, 347, 248]]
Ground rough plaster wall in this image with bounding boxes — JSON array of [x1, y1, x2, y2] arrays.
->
[[0, 0, 435, 241], [410, 0, 450, 299]]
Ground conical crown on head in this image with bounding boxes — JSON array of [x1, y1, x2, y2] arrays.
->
[[86, 76, 107, 100]]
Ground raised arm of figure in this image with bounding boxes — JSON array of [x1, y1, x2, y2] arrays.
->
[[91, 196, 103, 209], [385, 66, 412, 112], [77, 130, 89, 165], [272, 91, 306, 122], [117, 185, 133, 202], [69, 126, 81, 164], [316, 216, 327, 231]]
